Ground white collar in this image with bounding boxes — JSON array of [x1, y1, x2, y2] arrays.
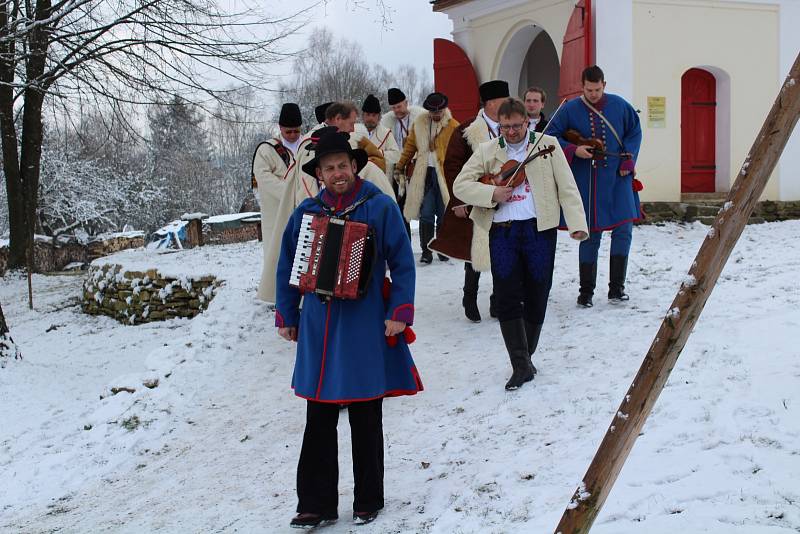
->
[[281, 136, 301, 154], [481, 110, 499, 136]]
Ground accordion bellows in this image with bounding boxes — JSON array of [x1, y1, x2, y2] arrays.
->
[[290, 213, 375, 300]]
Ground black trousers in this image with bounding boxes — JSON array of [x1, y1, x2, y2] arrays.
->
[[296, 399, 385, 516], [489, 218, 557, 323]]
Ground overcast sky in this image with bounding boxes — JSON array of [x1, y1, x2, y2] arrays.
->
[[269, 1, 453, 89]]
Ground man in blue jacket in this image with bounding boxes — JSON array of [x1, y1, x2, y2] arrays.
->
[[275, 130, 422, 528], [548, 65, 643, 307]]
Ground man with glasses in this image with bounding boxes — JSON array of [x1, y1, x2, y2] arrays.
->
[[254, 102, 302, 301], [454, 98, 587, 390]]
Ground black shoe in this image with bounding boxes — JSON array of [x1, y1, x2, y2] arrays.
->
[[578, 262, 597, 309], [353, 510, 379, 525], [608, 255, 630, 302], [608, 288, 629, 302], [505, 366, 535, 390], [437, 253, 449, 262], [290, 513, 337, 529], [463, 296, 481, 323], [420, 250, 433, 264], [500, 319, 534, 390]]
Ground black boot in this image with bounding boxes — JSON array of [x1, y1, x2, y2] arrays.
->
[[463, 265, 481, 322], [419, 223, 434, 264], [500, 319, 535, 390], [523, 321, 542, 376], [489, 293, 498, 318], [608, 255, 630, 302], [577, 262, 597, 308]]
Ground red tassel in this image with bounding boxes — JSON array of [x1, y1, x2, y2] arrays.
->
[[632, 178, 644, 192], [404, 327, 416, 344], [382, 276, 416, 346], [385, 327, 415, 347]]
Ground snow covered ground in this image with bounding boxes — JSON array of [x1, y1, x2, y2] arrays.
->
[[1, 221, 799, 533]]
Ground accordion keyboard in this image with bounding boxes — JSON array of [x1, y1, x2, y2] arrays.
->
[[289, 213, 316, 287]]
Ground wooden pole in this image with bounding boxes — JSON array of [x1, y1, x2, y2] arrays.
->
[[555, 52, 800, 534]]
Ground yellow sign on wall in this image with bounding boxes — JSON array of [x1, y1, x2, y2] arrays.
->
[[648, 96, 666, 128]]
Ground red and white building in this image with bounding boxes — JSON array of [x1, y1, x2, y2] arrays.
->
[[431, 0, 800, 201]]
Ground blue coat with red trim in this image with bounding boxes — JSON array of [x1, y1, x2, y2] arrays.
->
[[275, 179, 422, 403], [548, 93, 643, 231]]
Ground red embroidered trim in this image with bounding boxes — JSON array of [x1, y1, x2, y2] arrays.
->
[[314, 303, 333, 400], [294, 388, 422, 405]]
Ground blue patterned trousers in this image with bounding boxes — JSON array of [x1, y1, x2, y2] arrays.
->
[[489, 218, 557, 323]]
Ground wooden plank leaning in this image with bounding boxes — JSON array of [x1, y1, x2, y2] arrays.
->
[[555, 51, 800, 534]]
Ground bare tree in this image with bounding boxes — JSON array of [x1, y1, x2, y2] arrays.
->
[[279, 27, 379, 127], [278, 28, 435, 129], [0, 300, 21, 366], [0, 0, 308, 270], [209, 85, 269, 213]]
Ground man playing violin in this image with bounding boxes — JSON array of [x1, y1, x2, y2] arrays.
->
[[454, 98, 588, 390], [548, 65, 644, 307]]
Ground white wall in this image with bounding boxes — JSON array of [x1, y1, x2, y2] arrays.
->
[[595, 0, 634, 101], [777, 0, 800, 200], [632, 0, 780, 201]]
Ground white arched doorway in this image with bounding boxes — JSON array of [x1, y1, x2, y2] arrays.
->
[[495, 23, 560, 116]]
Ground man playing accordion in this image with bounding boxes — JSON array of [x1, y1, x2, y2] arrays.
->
[[275, 130, 422, 528]]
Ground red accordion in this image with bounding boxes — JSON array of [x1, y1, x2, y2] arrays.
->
[[289, 213, 376, 300]]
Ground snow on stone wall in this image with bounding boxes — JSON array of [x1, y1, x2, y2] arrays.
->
[[82, 263, 219, 324]]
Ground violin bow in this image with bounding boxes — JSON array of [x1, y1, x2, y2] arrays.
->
[[503, 98, 569, 187]]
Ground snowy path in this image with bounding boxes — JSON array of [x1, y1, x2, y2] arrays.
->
[[1, 222, 799, 533]]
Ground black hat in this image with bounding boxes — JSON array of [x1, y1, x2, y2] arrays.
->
[[301, 129, 369, 178], [422, 92, 448, 112], [278, 103, 302, 128], [362, 94, 381, 114], [478, 80, 510, 102], [314, 102, 333, 124], [387, 88, 406, 106]]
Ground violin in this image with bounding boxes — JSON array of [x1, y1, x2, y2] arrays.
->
[[479, 145, 556, 188], [564, 129, 631, 160]]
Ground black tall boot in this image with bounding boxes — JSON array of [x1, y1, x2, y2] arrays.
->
[[499, 319, 535, 390], [523, 321, 542, 376], [419, 223, 434, 264], [608, 255, 630, 302], [489, 293, 498, 318], [462, 264, 481, 322], [577, 262, 597, 308]]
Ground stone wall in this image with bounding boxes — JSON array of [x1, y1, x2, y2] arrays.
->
[[640, 200, 800, 225], [0, 233, 145, 275], [202, 222, 260, 246], [87, 233, 146, 261], [82, 264, 219, 325]]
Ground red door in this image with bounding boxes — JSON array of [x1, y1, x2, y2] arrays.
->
[[681, 68, 716, 193], [433, 38, 480, 123], [558, 0, 593, 101]]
